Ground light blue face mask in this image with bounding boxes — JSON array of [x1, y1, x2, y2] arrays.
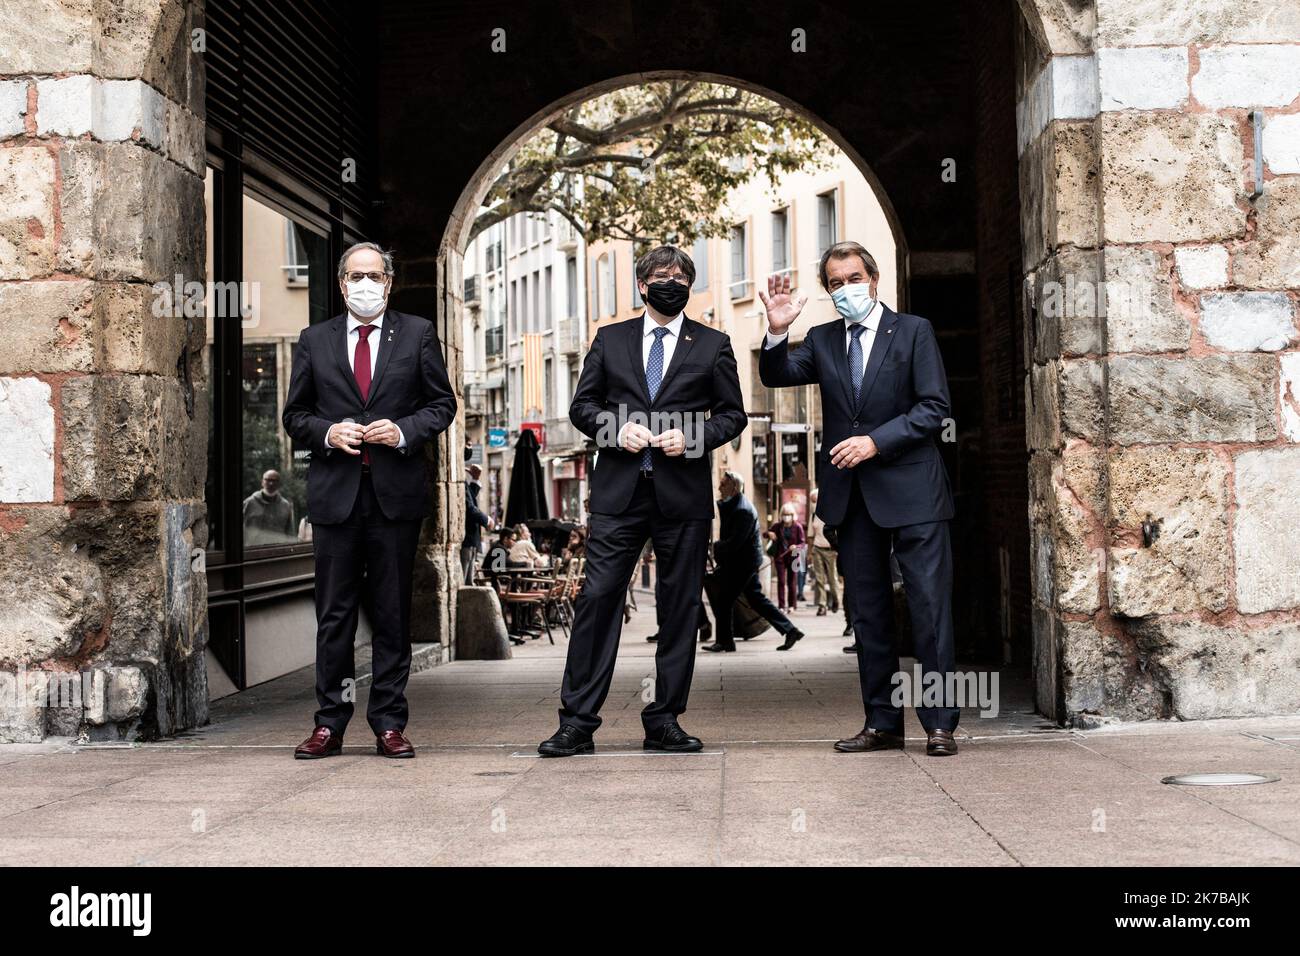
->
[[831, 282, 875, 322]]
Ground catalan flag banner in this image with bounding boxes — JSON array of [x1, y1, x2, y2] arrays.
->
[[522, 332, 544, 416]]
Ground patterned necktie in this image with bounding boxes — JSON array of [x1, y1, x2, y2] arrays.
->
[[848, 323, 866, 406], [354, 324, 374, 463], [642, 326, 670, 472]]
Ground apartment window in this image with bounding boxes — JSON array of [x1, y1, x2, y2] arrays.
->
[[283, 220, 310, 285], [692, 236, 708, 291], [521, 274, 530, 334], [566, 255, 577, 318], [817, 190, 838, 257], [729, 223, 750, 300], [597, 252, 615, 317], [544, 265, 553, 329], [544, 356, 554, 416], [531, 270, 540, 333], [771, 208, 790, 274], [509, 279, 518, 338]]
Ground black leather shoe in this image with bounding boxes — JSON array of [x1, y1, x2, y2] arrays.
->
[[842, 645, 856, 654], [702, 641, 736, 652], [645, 632, 659, 643], [698, 622, 712, 643], [926, 728, 959, 757], [833, 727, 905, 753], [842, 623, 853, 636], [776, 628, 805, 651], [538, 724, 594, 757], [643, 722, 704, 753]]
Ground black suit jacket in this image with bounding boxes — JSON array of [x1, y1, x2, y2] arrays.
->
[[759, 306, 954, 528], [283, 310, 457, 525], [571, 314, 747, 521]]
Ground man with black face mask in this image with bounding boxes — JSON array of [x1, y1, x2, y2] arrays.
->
[[538, 245, 747, 757]]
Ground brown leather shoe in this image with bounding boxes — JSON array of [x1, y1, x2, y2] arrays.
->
[[294, 726, 342, 759], [833, 727, 905, 753], [375, 729, 415, 758], [926, 729, 958, 757]]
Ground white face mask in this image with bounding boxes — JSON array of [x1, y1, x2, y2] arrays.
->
[[345, 277, 387, 318], [831, 282, 875, 323]]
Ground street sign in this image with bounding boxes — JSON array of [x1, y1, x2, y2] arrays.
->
[[487, 427, 508, 449]]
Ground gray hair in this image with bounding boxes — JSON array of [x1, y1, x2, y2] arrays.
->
[[817, 240, 879, 290], [338, 241, 395, 279], [722, 470, 745, 494]]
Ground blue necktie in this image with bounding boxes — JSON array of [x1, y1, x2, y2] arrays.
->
[[642, 326, 670, 471], [848, 323, 866, 406]]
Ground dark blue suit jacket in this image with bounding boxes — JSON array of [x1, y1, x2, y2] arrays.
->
[[759, 306, 954, 529]]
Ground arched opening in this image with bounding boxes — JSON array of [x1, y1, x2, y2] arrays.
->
[[392, 18, 1024, 691]]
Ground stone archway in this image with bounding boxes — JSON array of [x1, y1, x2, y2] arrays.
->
[[421, 70, 913, 661]]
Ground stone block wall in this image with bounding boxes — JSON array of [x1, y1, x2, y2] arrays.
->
[[0, 0, 208, 741], [1019, 0, 1300, 724]]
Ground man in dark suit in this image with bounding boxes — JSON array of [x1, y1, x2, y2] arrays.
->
[[538, 245, 747, 757], [758, 241, 960, 757], [283, 242, 456, 760], [462, 462, 492, 583], [701, 471, 803, 653]]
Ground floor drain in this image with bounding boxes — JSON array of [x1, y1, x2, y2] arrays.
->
[[1161, 772, 1280, 786]]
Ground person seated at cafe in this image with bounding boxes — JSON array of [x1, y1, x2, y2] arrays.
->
[[508, 523, 546, 568]]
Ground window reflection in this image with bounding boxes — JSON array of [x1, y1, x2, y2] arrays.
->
[[240, 193, 329, 548]]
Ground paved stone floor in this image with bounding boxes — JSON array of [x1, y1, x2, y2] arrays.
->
[[2, 597, 1300, 866]]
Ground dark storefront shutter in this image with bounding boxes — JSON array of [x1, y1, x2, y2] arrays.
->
[[205, 0, 372, 221]]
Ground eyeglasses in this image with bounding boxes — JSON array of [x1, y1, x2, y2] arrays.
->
[[648, 272, 689, 284], [344, 271, 389, 283]]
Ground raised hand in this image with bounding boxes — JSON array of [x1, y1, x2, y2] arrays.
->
[[758, 272, 808, 336]]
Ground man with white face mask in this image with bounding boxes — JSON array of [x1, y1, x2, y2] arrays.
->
[[283, 242, 456, 760], [758, 241, 959, 757]]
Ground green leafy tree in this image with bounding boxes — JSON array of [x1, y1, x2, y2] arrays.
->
[[468, 81, 831, 246]]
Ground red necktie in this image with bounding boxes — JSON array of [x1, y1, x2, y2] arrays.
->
[[354, 324, 373, 463]]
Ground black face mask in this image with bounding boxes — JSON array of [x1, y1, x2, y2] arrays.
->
[[644, 279, 691, 316]]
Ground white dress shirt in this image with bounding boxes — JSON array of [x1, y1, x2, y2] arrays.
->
[[763, 299, 884, 393], [329, 311, 406, 451]]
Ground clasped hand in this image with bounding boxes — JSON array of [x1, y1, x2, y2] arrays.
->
[[620, 422, 686, 457], [328, 419, 400, 455]]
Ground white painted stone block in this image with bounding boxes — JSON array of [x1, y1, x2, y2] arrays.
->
[[0, 376, 55, 503], [1098, 47, 1188, 111], [1193, 45, 1300, 108], [96, 79, 165, 147], [1281, 352, 1300, 442], [35, 75, 96, 136], [1263, 112, 1300, 175], [1236, 447, 1300, 613], [0, 80, 27, 139], [1017, 55, 1099, 155], [1201, 292, 1296, 351], [1174, 245, 1229, 289]]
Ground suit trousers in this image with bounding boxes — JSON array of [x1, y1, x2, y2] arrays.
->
[[559, 475, 710, 734], [838, 480, 959, 735], [310, 473, 422, 736]]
